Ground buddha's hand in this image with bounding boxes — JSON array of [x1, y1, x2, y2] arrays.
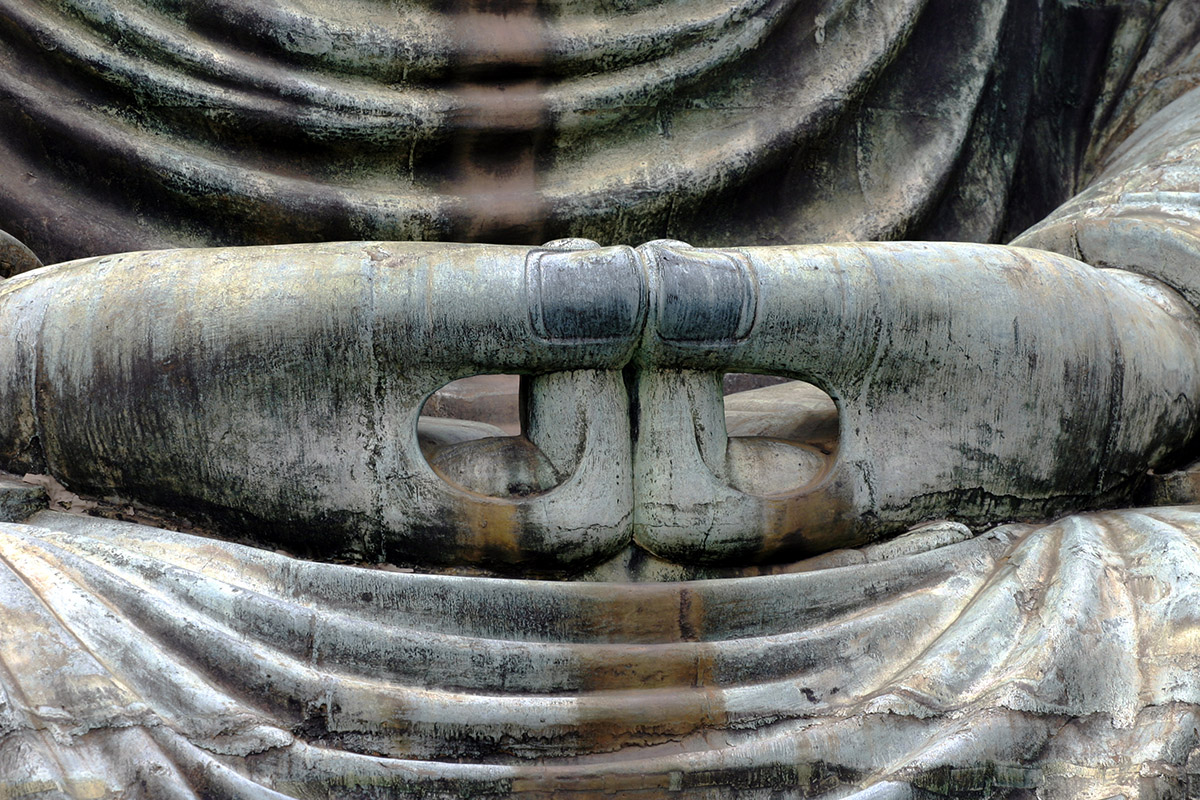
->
[[4, 239, 1198, 571], [631, 241, 1200, 564], [0, 242, 644, 570]]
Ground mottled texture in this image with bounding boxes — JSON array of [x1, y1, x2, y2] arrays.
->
[[0, 0, 1192, 264], [1017, 84, 1200, 309], [0, 229, 41, 279], [0, 241, 641, 571], [3, 508, 1200, 797], [723, 380, 838, 452], [4, 1, 1200, 796], [3, 240, 1197, 572], [0, 475, 46, 523], [632, 241, 1200, 562]]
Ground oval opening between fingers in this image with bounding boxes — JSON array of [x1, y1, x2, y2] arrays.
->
[[421, 374, 522, 436], [419, 375, 560, 498], [722, 374, 839, 496], [418, 373, 842, 499]]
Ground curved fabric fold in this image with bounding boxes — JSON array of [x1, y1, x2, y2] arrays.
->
[[3, 507, 1200, 795], [0, 0, 1131, 262]]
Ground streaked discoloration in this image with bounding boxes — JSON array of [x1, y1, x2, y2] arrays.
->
[[2, 241, 1197, 570], [1, 508, 1199, 795]]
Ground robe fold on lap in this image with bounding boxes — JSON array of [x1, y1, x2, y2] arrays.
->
[[3, 507, 1200, 798]]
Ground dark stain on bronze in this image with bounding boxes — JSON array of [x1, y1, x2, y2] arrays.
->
[[445, 1, 550, 244], [573, 642, 703, 692], [677, 585, 701, 642], [572, 685, 730, 759]]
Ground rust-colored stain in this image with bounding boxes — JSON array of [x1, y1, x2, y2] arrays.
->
[[572, 641, 711, 692], [571, 682, 729, 757], [449, 492, 525, 565], [756, 477, 858, 561], [558, 583, 716, 644]]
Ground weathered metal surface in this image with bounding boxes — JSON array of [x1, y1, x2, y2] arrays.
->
[[0, 474, 46, 522], [1, 3, 1200, 796], [723, 379, 839, 450], [422, 374, 522, 435], [1, 240, 1198, 572], [0, 1, 1187, 263], [1017, 82, 1200, 311], [0, 241, 638, 570], [633, 241, 1200, 562], [0, 229, 40, 279], [1, 507, 1200, 797]]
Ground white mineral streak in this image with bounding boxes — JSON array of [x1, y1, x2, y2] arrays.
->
[[1, 508, 1198, 796]]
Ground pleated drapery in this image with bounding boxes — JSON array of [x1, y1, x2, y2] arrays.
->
[[3, 507, 1200, 796]]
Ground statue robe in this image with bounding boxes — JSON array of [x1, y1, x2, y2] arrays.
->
[[5, 0, 1200, 797], [4, 507, 1200, 797], [0, 0, 1193, 264]]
